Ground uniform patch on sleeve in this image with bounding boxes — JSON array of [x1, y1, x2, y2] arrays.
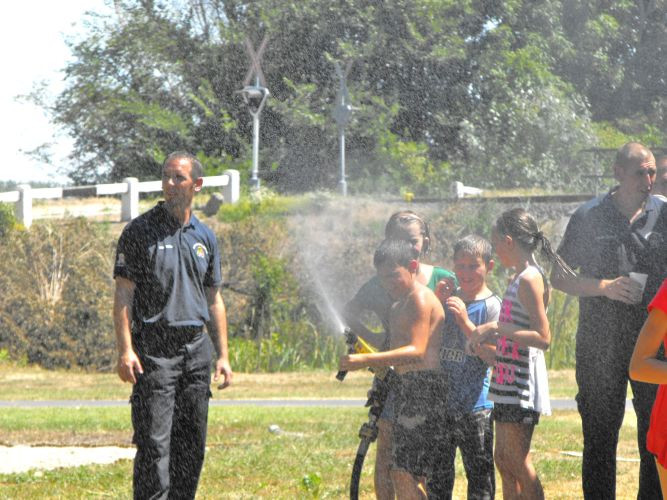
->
[[116, 253, 126, 266], [193, 243, 208, 259]]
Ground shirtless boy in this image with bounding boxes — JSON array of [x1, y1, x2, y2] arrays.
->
[[339, 239, 447, 499]]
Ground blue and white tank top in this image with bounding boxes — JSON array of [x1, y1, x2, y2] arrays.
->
[[488, 265, 551, 415], [440, 292, 501, 417]]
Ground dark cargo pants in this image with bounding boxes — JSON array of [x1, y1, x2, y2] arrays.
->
[[576, 310, 660, 500], [131, 329, 213, 500], [427, 409, 495, 500]]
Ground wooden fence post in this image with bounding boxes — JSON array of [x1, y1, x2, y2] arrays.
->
[[121, 177, 139, 221], [222, 169, 240, 204], [17, 184, 32, 228]]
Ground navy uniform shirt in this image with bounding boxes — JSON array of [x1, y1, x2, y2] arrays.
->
[[557, 190, 667, 343], [113, 202, 222, 331]]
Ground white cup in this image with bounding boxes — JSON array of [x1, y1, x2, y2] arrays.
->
[[629, 272, 648, 303]]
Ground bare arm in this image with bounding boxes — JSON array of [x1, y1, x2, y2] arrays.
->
[[446, 296, 496, 366], [339, 293, 433, 370], [551, 269, 641, 305], [206, 287, 233, 389], [113, 277, 143, 384], [342, 343, 425, 370], [446, 296, 476, 337], [469, 273, 551, 351], [343, 300, 388, 351], [630, 308, 667, 384]]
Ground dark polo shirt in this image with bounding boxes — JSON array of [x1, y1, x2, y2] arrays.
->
[[557, 190, 667, 342], [113, 202, 222, 331]]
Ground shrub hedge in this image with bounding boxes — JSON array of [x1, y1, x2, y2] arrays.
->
[[0, 196, 581, 371]]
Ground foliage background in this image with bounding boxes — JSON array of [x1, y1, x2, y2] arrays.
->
[[9, 0, 665, 371], [0, 218, 115, 369], [28, 0, 667, 194], [0, 197, 580, 371]]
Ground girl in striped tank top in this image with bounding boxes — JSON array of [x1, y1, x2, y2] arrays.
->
[[468, 208, 575, 500]]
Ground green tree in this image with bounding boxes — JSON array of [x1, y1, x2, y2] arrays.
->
[[558, 0, 666, 126], [41, 0, 666, 192], [43, 0, 490, 192], [458, 36, 595, 189], [497, 0, 667, 147], [50, 2, 249, 183]]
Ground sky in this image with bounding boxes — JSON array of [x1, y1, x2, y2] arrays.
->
[[0, 1, 110, 185]]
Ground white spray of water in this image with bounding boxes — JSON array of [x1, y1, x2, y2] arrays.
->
[[286, 197, 384, 337], [307, 267, 346, 336], [288, 197, 409, 338]]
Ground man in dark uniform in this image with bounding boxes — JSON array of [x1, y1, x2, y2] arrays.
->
[[113, 151, 232, 499], [552, 142, 665, 499]]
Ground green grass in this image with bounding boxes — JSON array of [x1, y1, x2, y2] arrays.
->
[[548, 369, 577, 399], [0, 364, 376, 401], [0, 363, 624, 401], [0, 406, 368, 499], [0, 364, 643, 498], [0, 407, 642, 499]]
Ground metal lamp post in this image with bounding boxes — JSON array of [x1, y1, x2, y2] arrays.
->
[[238, 82, 269, 190], [238, 36, 270, 191], [332, 61, 353, 196]]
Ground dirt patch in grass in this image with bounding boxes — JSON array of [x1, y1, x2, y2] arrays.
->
[[0, 445, 135, 474], [0, 430, 131, 447]]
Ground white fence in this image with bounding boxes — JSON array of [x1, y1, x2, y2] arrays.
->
[[452, 181, 483, 198], [0, 170, 240, 228]]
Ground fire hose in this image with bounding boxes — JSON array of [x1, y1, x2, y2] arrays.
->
[[337, 329, 399, 500]]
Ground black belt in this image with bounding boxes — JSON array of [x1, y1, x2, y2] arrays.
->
[[138, 321, 203, 335], [134, 323, 203, 352]]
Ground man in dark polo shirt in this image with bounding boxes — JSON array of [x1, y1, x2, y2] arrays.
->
[[552, 142, 666, 499], [113, 151, 232, 499]]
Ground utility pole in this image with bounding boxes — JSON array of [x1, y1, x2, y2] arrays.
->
[[331, 61, 353, 196]]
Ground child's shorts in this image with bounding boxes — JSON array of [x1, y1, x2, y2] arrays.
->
[[492, 403, 541, 425], [392, 370, 449, 477], [379, 388, 395, 421]]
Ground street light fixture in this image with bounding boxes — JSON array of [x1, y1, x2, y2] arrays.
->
[[237, 84, 270, 190], [238, 85, 270, 112], [238, 36, 270, 191]]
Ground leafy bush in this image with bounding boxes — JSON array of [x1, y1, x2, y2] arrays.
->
[[229, 327, 343, 373], [0, 202, 18, 236], [217, 209, 346, 371], [351, 128, 453, 197], [459, 43, 596, 191], [547, 290, 579, 369], [0, 219, 115, 370], [0, 195, 581, 371], [217, 189, 307, 222]]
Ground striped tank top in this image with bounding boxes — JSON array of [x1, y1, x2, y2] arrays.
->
[[488, 265, 551, 415]]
